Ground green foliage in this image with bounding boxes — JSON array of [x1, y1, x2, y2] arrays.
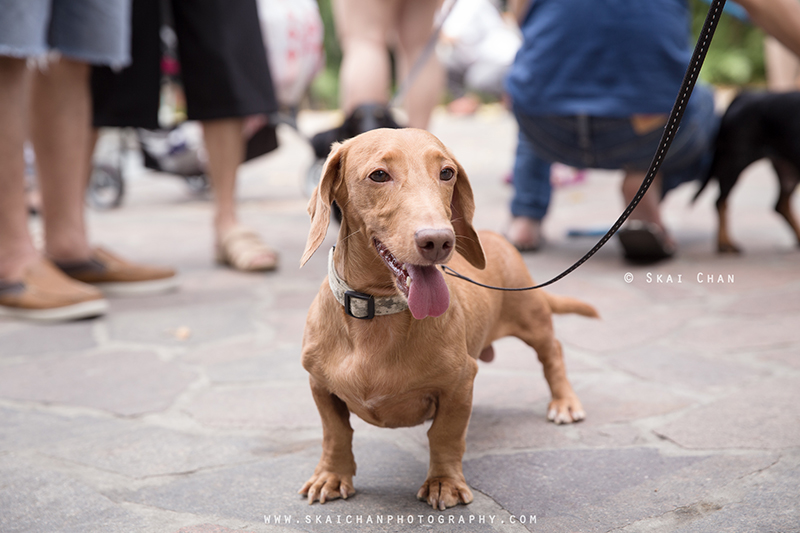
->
[[691, 0, 766, 86], [309, 67, 340, 109], [317, 0, 342, 70], [308, 0, 342, 108]]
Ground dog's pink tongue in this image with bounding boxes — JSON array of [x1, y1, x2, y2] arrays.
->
[[406, 264, 450, 319]]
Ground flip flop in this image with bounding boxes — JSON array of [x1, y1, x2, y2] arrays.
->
[[617, 221, 676, 264]]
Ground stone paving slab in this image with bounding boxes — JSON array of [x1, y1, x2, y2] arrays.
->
[[654, 377, 800, 450], [0, 350, 197, 416], [1, 107, 799, 532], [0, 321, 97, 357], [465, 447, 783, 533], [0, 453, 148, 533]]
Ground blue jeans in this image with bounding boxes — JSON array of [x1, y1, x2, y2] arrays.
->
[[511, 84, 719, 219], [511, 130, 552, 220]]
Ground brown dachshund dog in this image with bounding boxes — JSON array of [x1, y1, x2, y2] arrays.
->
[[299, 128, 598, 510]]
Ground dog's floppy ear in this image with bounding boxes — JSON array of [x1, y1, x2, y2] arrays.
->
[[300, 143, 343, 266], [451, 159, 486, 269]]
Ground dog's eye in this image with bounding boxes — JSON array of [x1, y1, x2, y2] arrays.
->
[[369, 170, 391, 183], [440, 168, 455, 181]]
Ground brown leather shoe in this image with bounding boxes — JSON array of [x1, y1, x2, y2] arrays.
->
[[55, 247, 179, 296], [0, 258, 108, 321]]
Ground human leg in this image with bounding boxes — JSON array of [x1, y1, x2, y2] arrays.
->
[[203, 118, 244, 236], [396, 0, 444, 129], [621, 171, 666, 231], [203, 118, 278, 271], [507, 130, 552, 251], [170, 0, 278, 271], [765, 36, 800, 90], [0, 57, 38, 281], [333, 0, 398, 114], [0, 57, 108, 320], [29, 57, 94, 263]]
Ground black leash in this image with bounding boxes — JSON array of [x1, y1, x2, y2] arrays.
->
[[442, 0, 727, 291]]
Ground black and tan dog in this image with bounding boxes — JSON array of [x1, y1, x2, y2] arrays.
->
[[695, 91, 800, 253]]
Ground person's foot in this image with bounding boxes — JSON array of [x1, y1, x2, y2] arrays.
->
[[617, 220, 676, 264], [505, 216, 543, 252], [215, 225, 279, 272], [54, 247, 179, 296], [0, 257, 108, 321]]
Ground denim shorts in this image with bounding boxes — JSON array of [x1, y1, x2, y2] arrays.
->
[[0, 0, 130, 67], [514, 84, 719, 194]]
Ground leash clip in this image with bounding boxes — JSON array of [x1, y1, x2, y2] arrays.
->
[[344, 290, 376, 320]]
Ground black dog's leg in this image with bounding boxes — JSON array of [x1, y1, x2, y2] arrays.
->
[[771, 158, 800, 246], [714, 159, 752, 254], [716, 196, 740, 254]]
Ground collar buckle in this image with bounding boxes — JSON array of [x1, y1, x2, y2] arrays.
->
[[344, 290, 376, 320]]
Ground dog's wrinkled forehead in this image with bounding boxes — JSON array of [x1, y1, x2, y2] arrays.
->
[[342, 128, 454, 177]]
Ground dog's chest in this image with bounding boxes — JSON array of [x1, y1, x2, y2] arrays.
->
[[327, 352, 440, 428]]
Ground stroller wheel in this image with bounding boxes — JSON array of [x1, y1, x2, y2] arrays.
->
[[87, 164, 124, 209], [184, 174, 210, 194]]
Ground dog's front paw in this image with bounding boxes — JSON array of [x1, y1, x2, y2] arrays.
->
[[299, 472, 355, 504], [417, 476, 473, 511], [547, 396, 586, 424]]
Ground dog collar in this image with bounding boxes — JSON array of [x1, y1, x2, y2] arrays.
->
[[328, 247, 408, 319]]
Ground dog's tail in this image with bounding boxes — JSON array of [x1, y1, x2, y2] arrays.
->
[[545, 293, 599, 318]]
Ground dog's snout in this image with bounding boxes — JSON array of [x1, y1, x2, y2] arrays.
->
[[415, 228, 455, 263]]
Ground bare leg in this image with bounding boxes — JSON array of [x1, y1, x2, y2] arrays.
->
[[30, 57, 93, 263], [0, 57, 38, 281], [765, 36, 800, 91], [203, 118, 277, 270], [396, 0, 445, 129], [505, 216, 542, 251], [621, 171, 664, 227], [621, 170, 676, 246], [202, 118, 244, 236], [333, 0, 398, 113]]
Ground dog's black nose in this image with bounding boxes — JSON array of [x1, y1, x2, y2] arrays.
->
[[415, 228, 455, 263]]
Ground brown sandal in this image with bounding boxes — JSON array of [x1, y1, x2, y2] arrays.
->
[[216, 226, 279, 272]]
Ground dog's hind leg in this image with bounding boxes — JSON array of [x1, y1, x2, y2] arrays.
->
[[772, 158, 800, 246], [716, 196, 741, 254], [712, 155, 753, 254], [513, 315, 585, 424]]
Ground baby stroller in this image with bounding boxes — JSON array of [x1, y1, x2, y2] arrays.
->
[[87, 123, 210, 210]]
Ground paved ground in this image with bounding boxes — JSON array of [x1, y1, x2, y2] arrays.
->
[[1, 107, 799, 533]]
